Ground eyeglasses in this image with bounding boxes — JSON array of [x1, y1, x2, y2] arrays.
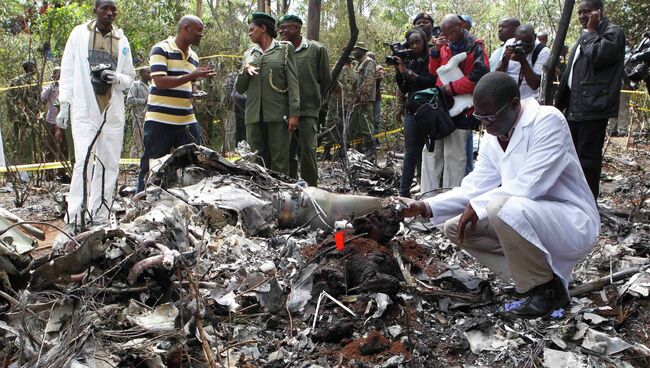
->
[[473, 99, 513, 124]]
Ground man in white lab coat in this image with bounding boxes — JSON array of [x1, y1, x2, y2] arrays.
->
[[401, 72, 600, 319], [56, 0, 135, 225]]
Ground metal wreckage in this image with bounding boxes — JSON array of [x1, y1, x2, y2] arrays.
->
[[0, 144, 649, 367]]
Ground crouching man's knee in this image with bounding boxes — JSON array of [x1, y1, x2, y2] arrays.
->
[[486, 196, 511, 220], [443, 217, 460, 245]]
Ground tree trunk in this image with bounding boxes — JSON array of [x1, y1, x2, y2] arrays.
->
[[541, 0, 575, 105], [226, 0, 239, 48], [282, 0, 291, 14], [324, 0, 357, 97], [257, 0, 264, 12], [306, 0, 321, 41], [197, 0, 203, 17]]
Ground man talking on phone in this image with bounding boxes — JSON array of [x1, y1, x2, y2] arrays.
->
[[137, 15, 215, 193], [555, 0, 625, 200]]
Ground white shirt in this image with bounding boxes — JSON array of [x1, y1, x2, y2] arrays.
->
[[503, 39, 550, 100], [567, 30, 588, 89], [489, 40, 512, 72]]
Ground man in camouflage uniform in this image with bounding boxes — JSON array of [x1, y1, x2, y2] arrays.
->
[[351, 43, 376, 155], [6, 60, 39, 164], [323, 55, 357, 159]]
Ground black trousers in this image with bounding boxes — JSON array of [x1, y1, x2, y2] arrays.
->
[[567, 119, 608, 200], [137, 122, 200, 192]]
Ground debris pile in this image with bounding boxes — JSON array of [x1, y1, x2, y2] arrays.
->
[[0, 141, 648, 367]]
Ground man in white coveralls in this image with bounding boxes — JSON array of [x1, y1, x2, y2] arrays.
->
[[56, 0, 135, 225], [400, 72, 600, 319]]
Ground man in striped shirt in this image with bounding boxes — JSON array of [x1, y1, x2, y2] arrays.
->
[[137, 15, 215, 192]]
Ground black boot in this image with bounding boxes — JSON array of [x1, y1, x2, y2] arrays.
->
[[506, 276, 570, 319]]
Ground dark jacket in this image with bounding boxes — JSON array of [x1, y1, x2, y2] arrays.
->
[[555, 17, 625, 121], [395, 53, 437, 97]]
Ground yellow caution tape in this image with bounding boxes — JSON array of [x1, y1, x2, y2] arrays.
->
[[315, 126, 403, 153], [199, 54, 241, 60], [0, 158, 139, 173], [0, 80, 55, 93], [0, 125, 404, 171], [630, 105, 650, 113], [622, 89, 649, 95]]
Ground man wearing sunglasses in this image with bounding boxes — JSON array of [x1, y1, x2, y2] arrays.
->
[[400, 72, 599, 319]]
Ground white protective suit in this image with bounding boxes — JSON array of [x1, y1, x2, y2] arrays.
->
[[424, 100, 600, 289], [58, 21, 135, 223]]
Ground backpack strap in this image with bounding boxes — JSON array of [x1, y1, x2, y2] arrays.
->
[[518, 43, 545, 86], [531, 43, 544, 67]]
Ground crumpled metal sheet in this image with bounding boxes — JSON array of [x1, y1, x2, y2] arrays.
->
[[618, 271, 650, 298], [0, 214, 36, 255], [464, 327, 510, 353], [436, 266, 487, 291], [581, 328, 632, 355], [287, 263, 318, 312], [216, 291, 240, 312], [125, 301, 179, 334], [542, 348, 587, 368], [179, 177, 275, 236], [256, 278, 285, 314], [371, 293, 393, 319]]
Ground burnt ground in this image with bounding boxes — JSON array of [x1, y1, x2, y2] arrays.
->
[[0, 136, 648, 367]]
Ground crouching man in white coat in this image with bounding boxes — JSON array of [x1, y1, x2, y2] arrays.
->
[[56, 0, 135, 225], [401, 72, 600, 319]]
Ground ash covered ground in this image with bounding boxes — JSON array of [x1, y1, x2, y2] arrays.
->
[[0, 136, 648, 368]]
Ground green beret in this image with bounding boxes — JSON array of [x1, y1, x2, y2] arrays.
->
[[277, 14, 302, 26], [250, 12, 276, 24], [353, 42, 368, 51]]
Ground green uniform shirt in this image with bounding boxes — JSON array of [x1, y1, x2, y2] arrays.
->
[[235, 40, 300, 125], [294, 38, 331, 118], [356, 55, 376, 103]]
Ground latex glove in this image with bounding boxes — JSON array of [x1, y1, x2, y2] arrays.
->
[[100, 69, 117, 84], [56, 102, 70, 129]]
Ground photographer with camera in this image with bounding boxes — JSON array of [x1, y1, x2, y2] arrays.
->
[[57, 0, 135, 225], [391, 28, 437, 197], [496, 24, 550, 100]]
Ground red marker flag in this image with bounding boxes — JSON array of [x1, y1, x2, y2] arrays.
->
[[335, 231, 345, 251]]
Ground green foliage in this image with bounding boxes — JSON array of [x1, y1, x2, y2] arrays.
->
[[606, 0, 649, 45], [35, 2, 93, 58], [0, 0, 647, 155]]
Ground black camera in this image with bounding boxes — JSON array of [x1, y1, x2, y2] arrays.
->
[[432, 26, 441, 38], [90, 63, 113, 95], [625, 32, 650, 83], [506, 41, 527, 55], [385, 42, 414, 66]]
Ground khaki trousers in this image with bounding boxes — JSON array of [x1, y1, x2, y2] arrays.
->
[[443, 196, 554, 293], [421, 130, 467, 193]]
